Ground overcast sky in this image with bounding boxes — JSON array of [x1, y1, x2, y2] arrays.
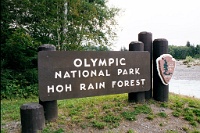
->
[[108, 0, 200, 50]]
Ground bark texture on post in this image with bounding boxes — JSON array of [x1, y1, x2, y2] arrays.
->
[[20, 103, 45, 133], [38, 44, 58, 121], [153, 39, 169, 102], [128, 41, 145, 103], [138, 31, 153, 99]]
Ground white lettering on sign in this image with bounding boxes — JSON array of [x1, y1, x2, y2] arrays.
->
[[91, 58, 98, 66], [82, 70, 90, 77], [73, 58, 126, 68], [117, 68, 140, 75], [80, 82, 105, 90], [111, 79, 145, 88], [55, 69, 110, 78], [51, 66, 146, 94], [99, 59, 107, 66], [47, 84, 72, 93], [48, 58, 147, 94], [73, 58, 82, 67]]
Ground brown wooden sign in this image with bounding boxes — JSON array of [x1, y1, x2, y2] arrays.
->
[[156, 54, 176, 85], [38, 51, 150, 101]]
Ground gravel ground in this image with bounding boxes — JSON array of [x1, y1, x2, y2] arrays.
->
[[172, 60, 200, 80]]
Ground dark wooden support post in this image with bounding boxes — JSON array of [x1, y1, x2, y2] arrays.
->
[[153, 39, 169, 102], [138, 31, 153, 99], [20, 103, 45, 133], [38, 44, 58, 121], [128, 41, 145, 103]]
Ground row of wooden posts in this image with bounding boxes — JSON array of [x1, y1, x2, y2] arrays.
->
[[20, 31, 169, 133]]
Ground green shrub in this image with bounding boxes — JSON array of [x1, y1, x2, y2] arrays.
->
[[1, 29, 40, 99], [183, 56, 194, 65], [1, 81, 38, 99], [1, 68, 38, 99]]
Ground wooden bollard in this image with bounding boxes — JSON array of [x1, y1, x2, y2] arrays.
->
[[20, 103, 45, 133], [38, 44, 58, 121], [153, 39, 169, 102], [138, 31, 153, 100], [39, 100, 58, 121], [128, 41, 145, 103]]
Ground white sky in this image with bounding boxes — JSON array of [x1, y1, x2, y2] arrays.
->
[[108, 0, 200, 51]]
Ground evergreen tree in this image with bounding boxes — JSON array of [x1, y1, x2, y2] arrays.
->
[[186, 41, 191, 47]]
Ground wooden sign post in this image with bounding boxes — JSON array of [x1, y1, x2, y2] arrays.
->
[[153, 39, 169, 102], [138, 32, 153, 99], [38, 44, 58, 122]]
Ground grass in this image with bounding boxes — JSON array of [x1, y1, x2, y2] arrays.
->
[[1, 93, 200, 133], [157, 112, 168, 118], [169, 94, 200, 127], [121, 104, 152, 121], [1, 96, 39, 124]]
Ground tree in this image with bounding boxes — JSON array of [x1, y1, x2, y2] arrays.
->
[[186, 41, 191, 47], [1, 28, 40, 70], [168, 45, 200, 59], [83, 45, 111, 51], [64, 0, 119, 50], [1, 0, 120, 50]]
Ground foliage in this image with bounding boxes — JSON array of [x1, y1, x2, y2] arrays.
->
[[1, 29, 39, 99], [1, 29, 40, 70], [1, 0, 119, 50], [63, 0, 119, 50], [83, 44, 111, 51], [182, 56, 194, 66], [168, 45, 200, 59]]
